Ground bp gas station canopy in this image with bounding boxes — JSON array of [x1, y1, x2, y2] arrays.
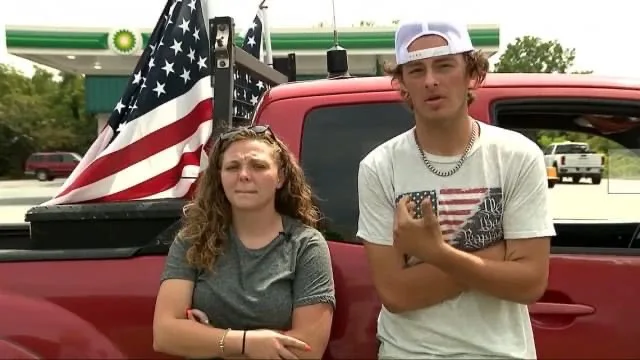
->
[[4, 25, 499, 117], [5, 25, 500, 76]]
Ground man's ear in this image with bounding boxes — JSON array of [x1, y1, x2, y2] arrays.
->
[[469, 79, 478, 90], [392, 77, 407, 92]]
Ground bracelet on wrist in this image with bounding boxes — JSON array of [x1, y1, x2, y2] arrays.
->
[[218, 328, 231, 354], [241, 330, 247, 354]]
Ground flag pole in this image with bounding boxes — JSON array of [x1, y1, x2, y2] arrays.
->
[[201, 0, 215, 40], [203, 0, 222, 154], [259, 0, 274, 68]]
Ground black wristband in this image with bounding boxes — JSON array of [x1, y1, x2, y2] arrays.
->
[[241, 330, 247, 354]]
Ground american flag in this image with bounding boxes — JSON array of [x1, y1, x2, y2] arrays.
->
[[436, 187, 489, 243], [233, 11, 270, 121], [399, 187, 497, 266], [43, 0, 268, 205]]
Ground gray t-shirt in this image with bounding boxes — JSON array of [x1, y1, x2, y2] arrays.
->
[[161, 216, 336, 331], [357, 122, 556, 359]]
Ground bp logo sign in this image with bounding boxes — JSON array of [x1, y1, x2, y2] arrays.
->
[[108, 28, 142, 55]]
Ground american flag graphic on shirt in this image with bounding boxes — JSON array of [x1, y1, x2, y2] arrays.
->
[[438, 187, 494, 242], [397, 187, 504, 266]]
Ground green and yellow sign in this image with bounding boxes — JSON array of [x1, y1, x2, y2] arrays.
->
[[108, 28, 142, 55]]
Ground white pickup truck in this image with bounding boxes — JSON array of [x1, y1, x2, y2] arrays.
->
[[543, 141, 605, 184]]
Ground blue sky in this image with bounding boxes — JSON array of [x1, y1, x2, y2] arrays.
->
[[1, 0, 637, 78]]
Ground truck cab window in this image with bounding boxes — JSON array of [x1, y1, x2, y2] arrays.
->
[[555, 143, 590, 154], [300, 102, 414, 242], [493, 100, 640, 250]]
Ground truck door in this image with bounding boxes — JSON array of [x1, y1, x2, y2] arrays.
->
[[491, 96, 640, 359], [262, 94, 415, 359]]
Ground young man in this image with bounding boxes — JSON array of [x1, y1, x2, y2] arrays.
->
[[357, 19, 556, 359]]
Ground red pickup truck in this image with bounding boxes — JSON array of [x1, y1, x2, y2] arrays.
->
[[1, 73, 640, 359]]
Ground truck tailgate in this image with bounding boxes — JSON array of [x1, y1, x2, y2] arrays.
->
[[563, 153, 601, 168]]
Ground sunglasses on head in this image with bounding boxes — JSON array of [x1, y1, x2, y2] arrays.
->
[[218, 125, 273, 141]]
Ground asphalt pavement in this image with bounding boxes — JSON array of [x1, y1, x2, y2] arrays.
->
[[1, 178, 639, 224], [550, 178, 640, 221], [0, 178, 66, 224]]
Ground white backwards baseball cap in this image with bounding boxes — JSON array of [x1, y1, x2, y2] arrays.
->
[[394, 20, 475, 65]]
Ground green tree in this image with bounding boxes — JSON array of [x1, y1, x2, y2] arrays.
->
[[493, 36, 576, 73], [0, 64, 95, 177]]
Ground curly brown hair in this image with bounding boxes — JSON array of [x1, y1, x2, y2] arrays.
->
[[383, 50, 490, 109], [177, 127, 321, 270]]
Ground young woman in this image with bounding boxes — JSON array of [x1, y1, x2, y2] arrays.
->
[[153, 125, 335, 359]]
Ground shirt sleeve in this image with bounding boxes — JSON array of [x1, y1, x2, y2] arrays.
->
[[503, 145, 557, 240], [356, 161, 395, 246], [292, 229, 336, 309], [160, 237, 198, 282]]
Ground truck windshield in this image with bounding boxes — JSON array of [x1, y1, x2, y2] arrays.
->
[[555, 144, 590, 154]]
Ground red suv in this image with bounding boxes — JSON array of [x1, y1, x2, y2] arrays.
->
[[24, 151, 81, 181]]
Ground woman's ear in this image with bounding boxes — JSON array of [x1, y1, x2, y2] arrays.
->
[[276, 169, 285, 189]]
